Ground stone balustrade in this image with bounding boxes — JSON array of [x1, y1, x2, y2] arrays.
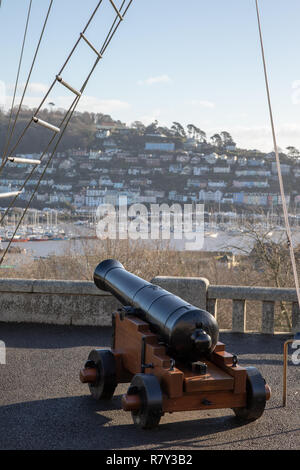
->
[[0, 277, 298, 334], [152, 277, 300, 334]]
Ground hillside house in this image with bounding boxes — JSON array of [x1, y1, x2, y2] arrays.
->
[[190, 156, 201, 164], [182, 166, 192, 175], [235, 169, 271, 177], [145, 142, 175, 152], [272, 162, 291, 175], [193, 166, 209, 176], [237, 157, 247, 166], [226, 155, 238, 165], [208, 180, 227, 188], [176, 155, 190, 163], [204, 152, 219, 164], [213, 166, 231, 174], [187, 179, 202, 188], [233, 180, 269, 189], [144, 190, 165, 198], [169, 164, 182, 174], [248, 158, 265, 167], [222, 193, 234, 204], [199, 190, 223, 202]]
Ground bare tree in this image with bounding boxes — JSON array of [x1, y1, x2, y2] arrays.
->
[[224, 214, 300, 328]]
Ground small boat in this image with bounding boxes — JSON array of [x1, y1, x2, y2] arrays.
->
[[206, 232, 219, 238], [29, 236, 49, 242], [51, 236, 69, 241], [5, 236, 30, 243]]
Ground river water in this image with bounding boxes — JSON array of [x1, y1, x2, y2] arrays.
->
[[2, 226, 300, 262]]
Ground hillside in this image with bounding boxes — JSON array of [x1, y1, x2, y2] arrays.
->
[[0, 108, 300, 213]]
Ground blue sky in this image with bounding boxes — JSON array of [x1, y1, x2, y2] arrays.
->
[[1, 0, 300, 151]]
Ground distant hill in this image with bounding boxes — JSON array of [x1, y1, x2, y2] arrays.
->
[[0, 108, 114, 155]]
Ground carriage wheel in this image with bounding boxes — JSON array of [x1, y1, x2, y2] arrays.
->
[[233, 366, 267, 421], [85, 349, 117, 400], [127, 374, 163, 429]]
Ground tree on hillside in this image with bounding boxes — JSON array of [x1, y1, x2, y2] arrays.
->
[[131, 121, 146, 134], [197, 128, 207, 143], [0, 107, 101, 153], [98, 114, 114, 123], [94, 113, 106, 124], [187, 124, 197, 139], [157, 125, 173, 138], [220, 131, 235, 147], [210, 133, 222, 147], [187, 124, 206, 142], [145, 120, 159, 135], [171, 122, 186, 138], [286, 146, 300, 159]]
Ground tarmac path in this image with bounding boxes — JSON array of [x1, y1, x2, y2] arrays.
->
[[0, 323, 299, 450]]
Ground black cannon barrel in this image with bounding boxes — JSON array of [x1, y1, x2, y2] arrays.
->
[[94, 259, 219, 359]]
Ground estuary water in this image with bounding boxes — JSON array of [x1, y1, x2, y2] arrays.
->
[[2, 226, 300, 261]]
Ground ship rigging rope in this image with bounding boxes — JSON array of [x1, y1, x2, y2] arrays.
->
[[0, 0, 102, 175], [255, 0, 300, 313], [0, 0, 127, 229], [2, 0, 32, 163], [0, 0, 133, 265], [1, 0, 54, 169]]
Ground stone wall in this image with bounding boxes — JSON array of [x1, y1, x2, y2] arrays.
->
[[0, 277, 298, 333], [0, 279, 121, 326]]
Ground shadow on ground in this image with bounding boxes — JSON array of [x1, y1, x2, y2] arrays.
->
[[0, 323, 293, 353], [1, 394, 297, 450], [0, 323, 112, 349]]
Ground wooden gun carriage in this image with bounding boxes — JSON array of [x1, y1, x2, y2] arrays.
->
[[80, 259, 271, 429]]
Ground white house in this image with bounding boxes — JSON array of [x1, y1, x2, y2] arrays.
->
[[193, 166, 209, 176], [272, 162, 291, 175], [199, 190, 223, 202], [204, 153, 219, 164], [213, 166, 231, 174], [207, 180, 227, 188], [237, 157, 247, 166]]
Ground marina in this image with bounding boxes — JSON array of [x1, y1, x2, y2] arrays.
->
[[0, 216, 299, 264]]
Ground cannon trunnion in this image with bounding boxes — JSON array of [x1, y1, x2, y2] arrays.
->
[[80, 259, 271, 429]]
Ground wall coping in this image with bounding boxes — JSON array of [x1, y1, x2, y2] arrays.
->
[[0, 278, 110, 296], [0, 277, 298, 332], [207, 285, 298, 302]]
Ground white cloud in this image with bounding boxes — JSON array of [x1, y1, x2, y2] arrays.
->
[[137, 75, 171, 86], [6, 82, 49, 95], [76, 96, 130, 114], [138, 109, 162, 126], [217, 123, 300, 152], [27, 82, 49, 95], [187, 99, 215, 109]]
